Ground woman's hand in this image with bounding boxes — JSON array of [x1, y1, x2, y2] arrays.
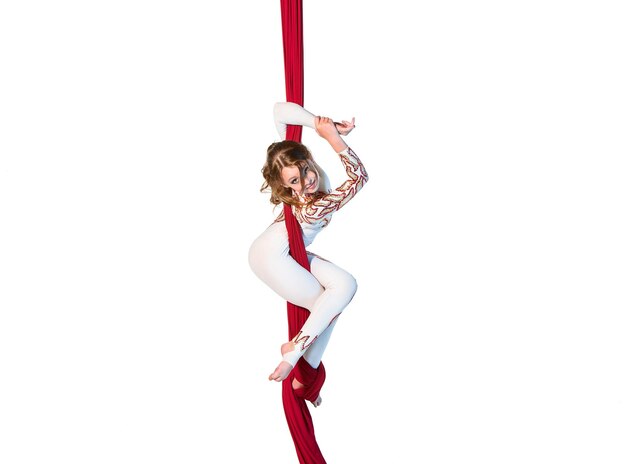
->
[[314, 116, 340, 140], [315, 116, 348, 152], [334, 117, 355, 136]]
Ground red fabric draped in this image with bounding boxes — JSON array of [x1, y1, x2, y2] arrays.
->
[[279, 1, 327, 463]]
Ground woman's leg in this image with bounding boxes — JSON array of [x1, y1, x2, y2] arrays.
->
[[248, 223, 323, 311], [249, 224, 357, 380], [280, 254, 356, 373], [303, 318, 338, 369]]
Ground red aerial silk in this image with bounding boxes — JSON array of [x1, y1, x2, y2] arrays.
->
[[279, 1, 327, 463]]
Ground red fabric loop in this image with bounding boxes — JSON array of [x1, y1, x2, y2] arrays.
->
[[293, 360, 326, 404]]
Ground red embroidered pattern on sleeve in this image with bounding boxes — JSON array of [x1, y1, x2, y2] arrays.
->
[[294, 147, 368, 224]]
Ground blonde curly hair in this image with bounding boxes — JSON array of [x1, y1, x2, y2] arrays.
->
[[260, 140, 326, 207]]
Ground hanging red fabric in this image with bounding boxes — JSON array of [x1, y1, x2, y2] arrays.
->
[[279, 1, 327, 463]]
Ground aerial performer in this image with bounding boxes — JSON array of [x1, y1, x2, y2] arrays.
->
[[248, 101, 368, 456]]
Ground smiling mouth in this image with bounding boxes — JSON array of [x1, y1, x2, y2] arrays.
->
[[306, 179, 317, 190]]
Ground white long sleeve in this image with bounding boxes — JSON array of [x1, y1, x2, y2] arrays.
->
[[273, 102, 316, 140]]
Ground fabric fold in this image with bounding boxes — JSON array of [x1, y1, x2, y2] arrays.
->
[[279, 0, 328, 462]]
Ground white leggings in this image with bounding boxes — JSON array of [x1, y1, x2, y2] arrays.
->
[[248, 222, 357, 369]]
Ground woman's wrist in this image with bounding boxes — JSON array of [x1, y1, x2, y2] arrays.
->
[[326, 134, 348, 153]]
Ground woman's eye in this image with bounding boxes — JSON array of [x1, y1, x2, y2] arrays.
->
[[291, 179, 299, 184]]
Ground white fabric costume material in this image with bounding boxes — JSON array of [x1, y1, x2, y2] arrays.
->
[[249, 102, 368, 369], [273, 101, 316, 141]]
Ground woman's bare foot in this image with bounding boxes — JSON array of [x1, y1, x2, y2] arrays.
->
[[268, 361, 293, 381], [268, 342, 296, 382], [292, 377, 322, 407]]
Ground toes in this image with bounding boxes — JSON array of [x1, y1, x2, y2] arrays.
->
[[268, 368, 287, 382], [269, 361, 294, 382]]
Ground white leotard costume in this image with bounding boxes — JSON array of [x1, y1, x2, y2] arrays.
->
[[248, 102, 368, 369]]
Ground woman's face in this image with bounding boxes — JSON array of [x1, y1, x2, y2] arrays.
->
[[281, 163, 319, 195]]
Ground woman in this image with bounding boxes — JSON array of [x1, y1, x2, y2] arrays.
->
[[248, 102, 368, 405]]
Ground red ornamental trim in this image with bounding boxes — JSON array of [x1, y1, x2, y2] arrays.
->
[[295, 147, 369, 224], [291, 330, 318, 351], [326, 312, 341, 329]]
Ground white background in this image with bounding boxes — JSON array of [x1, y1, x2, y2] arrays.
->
[[1, 1, 625, 463]]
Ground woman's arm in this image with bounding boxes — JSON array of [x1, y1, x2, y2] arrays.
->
[[314, 116, 348, 152], [273, 102, 316, 140], [296, 117, 368, 223], [273, 102, 356, 140], [296, 146, 368, 224]]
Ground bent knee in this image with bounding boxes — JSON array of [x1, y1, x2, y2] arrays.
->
[[340, 273, 358, 303]]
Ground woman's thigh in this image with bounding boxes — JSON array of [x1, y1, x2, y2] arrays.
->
[[260, 254, 324, 310], [249, 226, 324, 310]]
